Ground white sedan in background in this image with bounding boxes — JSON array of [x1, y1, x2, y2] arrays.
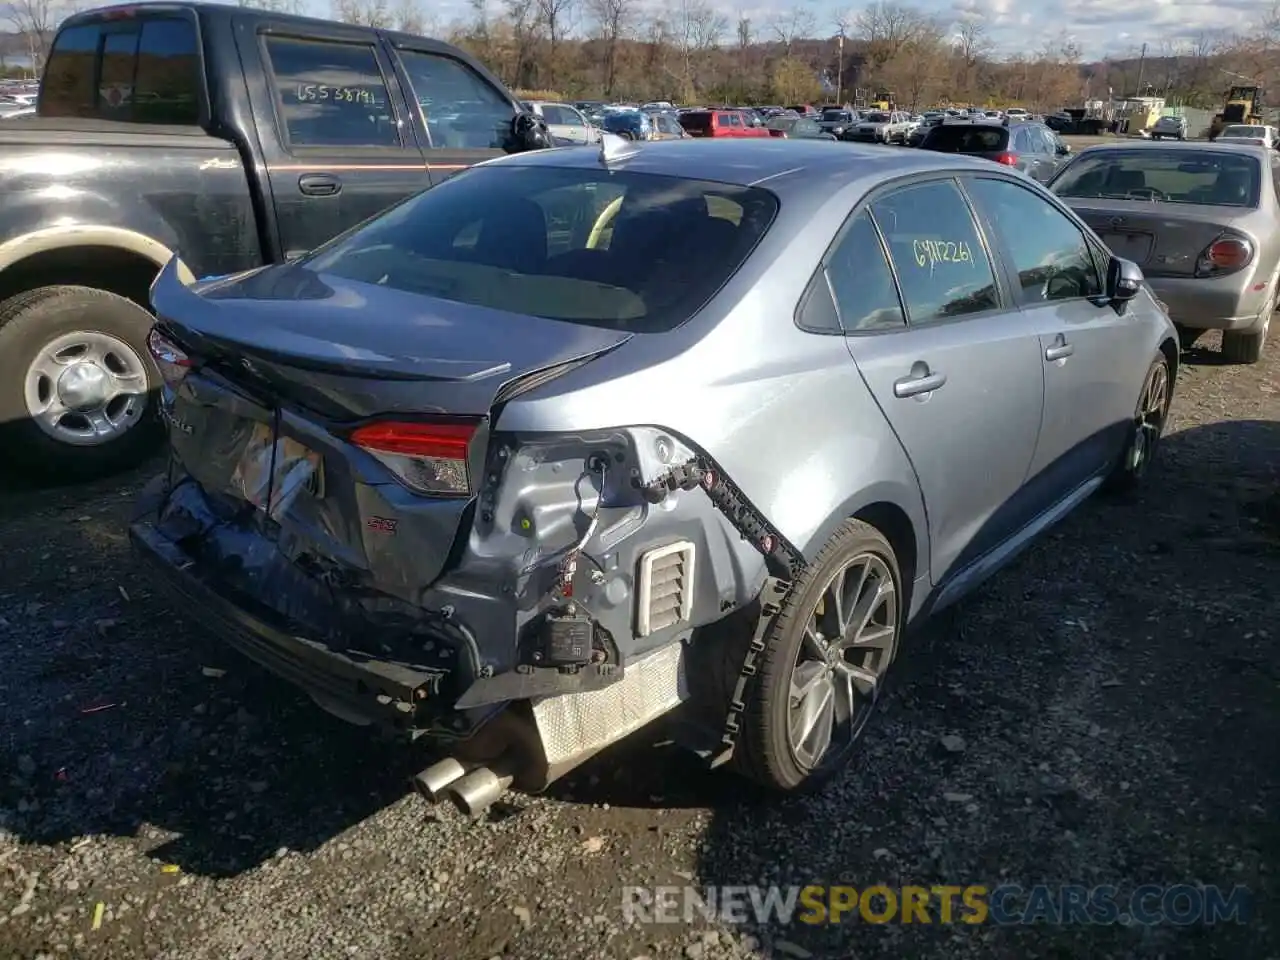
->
[[526, 101, 601, 145], [1217, 124, 1278, 148]]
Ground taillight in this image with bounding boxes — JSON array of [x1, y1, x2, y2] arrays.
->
[[992, 151, 1019, 166], [1196, 236, 1253, 276], [146, 327, 191, 388], [350, 420, 477, 497]]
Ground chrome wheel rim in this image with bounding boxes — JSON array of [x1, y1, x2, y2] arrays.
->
[[1129, 360, 1170, 473], [788, 553, 898, 772], [23, 330, 149, 447]]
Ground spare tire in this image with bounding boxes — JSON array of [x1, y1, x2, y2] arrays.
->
[[0, 285, 163, 482]]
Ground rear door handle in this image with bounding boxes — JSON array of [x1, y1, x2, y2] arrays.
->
[[298, 174, 341, 197], [1045, 341, 1075, 361], [893, 368, 947, 398]]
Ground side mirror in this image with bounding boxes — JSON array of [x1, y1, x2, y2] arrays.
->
[[507, 111, 552, 153], [1056, 142, 1071, 156], [1106, 255, 1143, 311]]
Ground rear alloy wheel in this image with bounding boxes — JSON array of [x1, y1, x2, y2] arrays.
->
[[1221, 288, 1273, 363], [0, 285, 162, 482], [732, 519, 901, 792], [1106, 352, 1172, 492]]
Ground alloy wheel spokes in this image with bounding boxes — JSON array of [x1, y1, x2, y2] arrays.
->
[[787, 552, 899, 770]]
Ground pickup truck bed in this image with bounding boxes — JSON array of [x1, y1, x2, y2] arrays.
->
[[0, 2, 547, 482]]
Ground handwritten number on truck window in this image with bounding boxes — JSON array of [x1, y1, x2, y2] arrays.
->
[[296, 84, 375, 105]]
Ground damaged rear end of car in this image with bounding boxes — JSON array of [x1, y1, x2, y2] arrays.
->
[[130, 158, 788, 815]]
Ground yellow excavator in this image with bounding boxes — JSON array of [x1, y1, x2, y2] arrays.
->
[[1209, 86, 1263, 139]]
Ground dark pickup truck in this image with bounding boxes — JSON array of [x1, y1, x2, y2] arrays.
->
[[0, 2, 549, 480]]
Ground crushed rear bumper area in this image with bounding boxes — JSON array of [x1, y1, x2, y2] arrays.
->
[[129, 518, 454, 735]]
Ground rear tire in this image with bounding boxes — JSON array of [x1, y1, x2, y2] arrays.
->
[[731, 519, 902, 793], [1222, 316, 1270, 364], [0, 285, 162, 483]]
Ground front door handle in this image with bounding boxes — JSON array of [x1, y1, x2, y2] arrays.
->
[[893, 365, 947, 398], [298, 173, 342, 197], [1045, 341, 1075, 361]]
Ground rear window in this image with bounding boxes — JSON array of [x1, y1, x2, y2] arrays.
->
[[678, 112, 711, 131], [922, 125, 1007, 152], [303, 166, 779, 333], [1051, 149, 1261, 207], [41, 15, 202, 124], [822, 110, 849, 122], [865, 112, 890, 123], [1222, 126, 1267, 138]]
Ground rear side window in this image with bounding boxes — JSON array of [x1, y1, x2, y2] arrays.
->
[[871, 180, 999, 326], [824, 210, 906, 332], [41, 16, 202, 124], [304, 166, 779, 333], [924, 125, 1007, 153], [397, 50, 513, 150], [265, 36, 399, 148], [1051, 148, 1261, 207]]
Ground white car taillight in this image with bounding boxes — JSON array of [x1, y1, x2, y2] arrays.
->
[[350, 420, 477, 497], [1195, 236, 1254, 277], [146, 327, 192, 388]]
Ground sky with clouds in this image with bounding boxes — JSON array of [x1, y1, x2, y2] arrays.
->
[[283, 0, 1257, 61]]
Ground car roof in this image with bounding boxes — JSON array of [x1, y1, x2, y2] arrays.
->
[[1075, 140, 1270, 156], [484, 138, 1003, 196]]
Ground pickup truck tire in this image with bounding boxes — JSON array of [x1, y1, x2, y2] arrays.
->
[[0, 285, 162, 482], [731, 519, 901, 793]]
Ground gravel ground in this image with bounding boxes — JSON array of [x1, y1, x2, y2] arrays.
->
[[1, 331, 1277, 960]]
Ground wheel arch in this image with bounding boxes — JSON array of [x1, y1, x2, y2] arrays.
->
[[0, 226, 196, 311], [801, 482, 929, 610]]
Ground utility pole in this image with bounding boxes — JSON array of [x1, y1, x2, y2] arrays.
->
[[835, 30, 844, 106], [1134, 42, 1147, 98]]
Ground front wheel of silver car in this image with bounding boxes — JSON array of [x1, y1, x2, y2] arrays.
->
[[1105, 351, 1173, 493], [732, 519, 902, 793]]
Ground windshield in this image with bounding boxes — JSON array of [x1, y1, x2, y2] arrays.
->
[[1051, 149, 1261, 207], [304, 167, 779, 333], [1222, 125, 1267, 138], [866, 112, 890, 123], [822, 110, 849, 122]]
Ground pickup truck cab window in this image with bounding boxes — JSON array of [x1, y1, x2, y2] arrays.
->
[[264, 36, 400, 147], [41, 15, 202, 124], [396, 50, 512, 150]]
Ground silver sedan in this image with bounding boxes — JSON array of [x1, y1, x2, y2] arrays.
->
[[1049, 140, 1277, 362], [133, 138, 1178, 807]]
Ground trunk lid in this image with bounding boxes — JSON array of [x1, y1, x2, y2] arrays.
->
[[149, 257, 632, 591], [1060, 200, 1247, 277]]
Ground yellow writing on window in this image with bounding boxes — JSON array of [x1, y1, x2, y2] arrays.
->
[[295, 84, 377, 105], [913, 239, 975, 268]]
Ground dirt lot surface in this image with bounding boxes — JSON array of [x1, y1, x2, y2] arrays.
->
[[1, 330, 1277, 960]]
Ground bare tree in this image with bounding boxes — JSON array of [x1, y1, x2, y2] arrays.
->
[[503, 0, 543, 89], [586, 0, 633, 96], [854, 1, 925, 79], [767, 3, 814, 56], [666, 0, 725, 101], [535, 0, 576, 89], [237, 0, 305, 13], [952, 17, 990, 99], [391, 0, 438, 34], [330, 0, 391, 27], [5, 0, 60, 74]]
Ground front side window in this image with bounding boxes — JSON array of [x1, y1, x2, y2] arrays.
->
[[965, 177, 1101, 304], [398, 50, 512, 150], [304, 167, 779, 333], [1051, 148, 1261, 207], [871, 179, 999, 326], [824, 210, 906, 332], [265, 37, 399, 148]]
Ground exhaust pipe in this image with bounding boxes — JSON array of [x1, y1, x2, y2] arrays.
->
[[412, 757, 469, 803], [444, 764, 515, 817]]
